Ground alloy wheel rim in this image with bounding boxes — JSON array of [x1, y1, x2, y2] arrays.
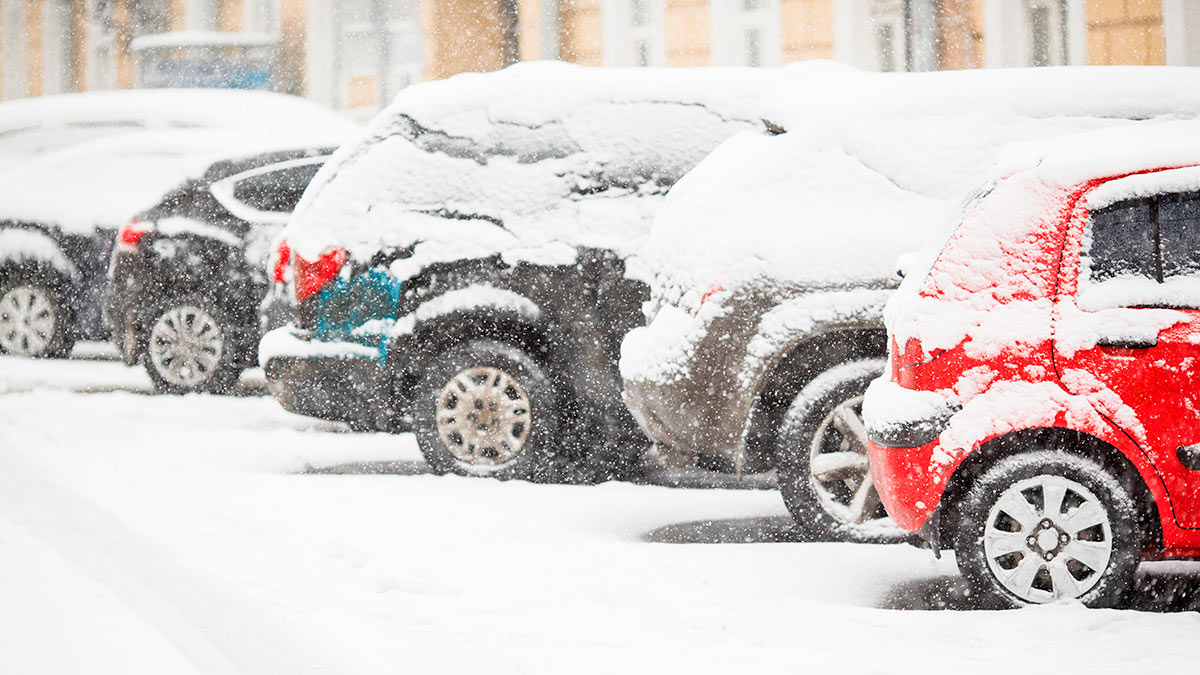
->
[[148, 305, 224, 388], [435, 366, 532, 468], [0, 285, 56, 356], [983, 474, 1114, 603], [808, 395, 889, 527]]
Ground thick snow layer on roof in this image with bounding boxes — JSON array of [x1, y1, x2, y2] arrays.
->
[[0, 88, 355, 171], [284, 62, 784, 266], [0, 130, 313, 234], [637, 67, 1200, 302]]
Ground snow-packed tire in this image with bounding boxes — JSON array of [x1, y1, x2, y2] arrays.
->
[[143, 299, 242, 395], [413, 339, 559, 480], [954, 452, 1143, 608], [0, 276, 75, 358], [776, 359, 909, 543]]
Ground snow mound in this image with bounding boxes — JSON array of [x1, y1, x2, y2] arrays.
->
[[637, 66, 1200, 307], [283, 62, 785, 273]]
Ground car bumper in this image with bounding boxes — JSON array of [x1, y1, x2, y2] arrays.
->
[[863, 378, 959, 533], [620, 304, 755, 463], [260, 326, 398, 430]]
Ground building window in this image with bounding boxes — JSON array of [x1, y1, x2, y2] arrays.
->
[[1027, 0, 1068, 66], [605, 0, 664, 66], [710, 0, 779, 67], [870, 0, 906, 72]]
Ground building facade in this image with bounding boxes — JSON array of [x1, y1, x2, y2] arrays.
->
[[2, 0, 1197, 112]]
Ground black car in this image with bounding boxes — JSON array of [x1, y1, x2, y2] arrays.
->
[[0, 91, 355, 359], [105, 148, 329, 393], [261, 63, 782, 482]]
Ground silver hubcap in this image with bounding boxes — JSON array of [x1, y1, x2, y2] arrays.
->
[[809, 395, 889, 527], [0, 285, 56, 356], [148, 305, 224, 388], [984, 474, 1114, 603], [435, 366, 532, 469]]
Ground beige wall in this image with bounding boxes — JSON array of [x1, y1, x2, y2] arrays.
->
[[422, 0, 515, 79], [781, 0, 834, 62], [560, 0, 603, 65], [938, 0, 984, 69], [666, 0, 709, 66], [1085, 0, 1164, 64]]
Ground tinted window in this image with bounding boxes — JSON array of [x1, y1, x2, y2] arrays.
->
[[1088, 197, 1156, 283], [1158, 191, 1200, 278], [231, 163, 322, 214]]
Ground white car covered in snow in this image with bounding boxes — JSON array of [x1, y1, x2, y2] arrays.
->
[[620, 65, 1200, 542]]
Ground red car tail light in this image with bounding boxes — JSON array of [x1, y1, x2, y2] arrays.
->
[[270, 239, 292, 284], [293, 247, 347, 301], [117, 219, 156, 252]]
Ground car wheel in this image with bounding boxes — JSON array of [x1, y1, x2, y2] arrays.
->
[[413, 339, 557, 480], [0, 278, 74, 358], [144, 301, 242, 394], [954, 453, 1142, 608], [776, 359, 909, 542]]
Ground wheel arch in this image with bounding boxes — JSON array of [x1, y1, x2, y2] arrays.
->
[[743, 326, 888, 471], [935, 427, 1165, 553], [393, 307, 564, 397]]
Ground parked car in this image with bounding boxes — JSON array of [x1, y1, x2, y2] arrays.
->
[[620, 66, 1200, 541], [0, 91, 354, 358], [260, 62, 783, 482], [864, 122, 1200, 607], [104, 148, 330, 393]]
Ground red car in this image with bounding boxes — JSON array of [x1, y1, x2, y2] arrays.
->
[[864, 123, 1200, 607]]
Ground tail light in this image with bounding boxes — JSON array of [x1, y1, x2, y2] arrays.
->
[[117, 219, 155, 252], [270, 239, 291, 284], [293, 247, 347, 301]]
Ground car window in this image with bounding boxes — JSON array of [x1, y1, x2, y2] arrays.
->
[[1158, 191, 1200, 279], [1087, 197, 1157, 284], [231, 162, 323, 214]]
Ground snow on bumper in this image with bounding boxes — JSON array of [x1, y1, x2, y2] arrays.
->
[[259, 326, 393, 429], [862, 378, 959, 450], [863, 379, 960, 533]]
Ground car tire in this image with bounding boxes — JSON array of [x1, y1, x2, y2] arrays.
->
[[954, 452, 1143, 609], [413, 339, 559, 480], [143, 299, 242, 395], [0, 275, 75, 358], [776, 359, 910, 543]]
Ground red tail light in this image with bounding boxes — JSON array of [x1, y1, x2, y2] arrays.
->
[[270, 239, 291, 284], [293, 247, 347, 301], [117, 219, 155, 251]]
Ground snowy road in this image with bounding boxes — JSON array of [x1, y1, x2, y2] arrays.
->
[[2, 346, 1198, 674]]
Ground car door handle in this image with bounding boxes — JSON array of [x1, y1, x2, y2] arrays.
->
[[1096, 335, 1158, 349]]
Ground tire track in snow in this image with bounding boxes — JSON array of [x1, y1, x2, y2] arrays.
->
[[0, 449, 357, 675]]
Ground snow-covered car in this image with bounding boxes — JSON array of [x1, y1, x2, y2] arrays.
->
[[105, 148, 330, 394], [260, 62, 782, 482], [864, 122, 1200, 607], [0, 94, 354, 358], [620, 66, 1200, 542]]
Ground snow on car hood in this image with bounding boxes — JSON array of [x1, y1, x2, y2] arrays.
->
[[636, 66, 1200, 306], [283, 62, 785, 275]]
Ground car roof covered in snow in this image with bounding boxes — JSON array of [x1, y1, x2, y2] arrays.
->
[[283, 61, 786, 278], [0, 130, 333, 234], [636, 65, 1200, 298], [0, 88, 357, 171]]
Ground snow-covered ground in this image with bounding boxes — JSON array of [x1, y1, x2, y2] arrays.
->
[[1, 345, 1197, 674]]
